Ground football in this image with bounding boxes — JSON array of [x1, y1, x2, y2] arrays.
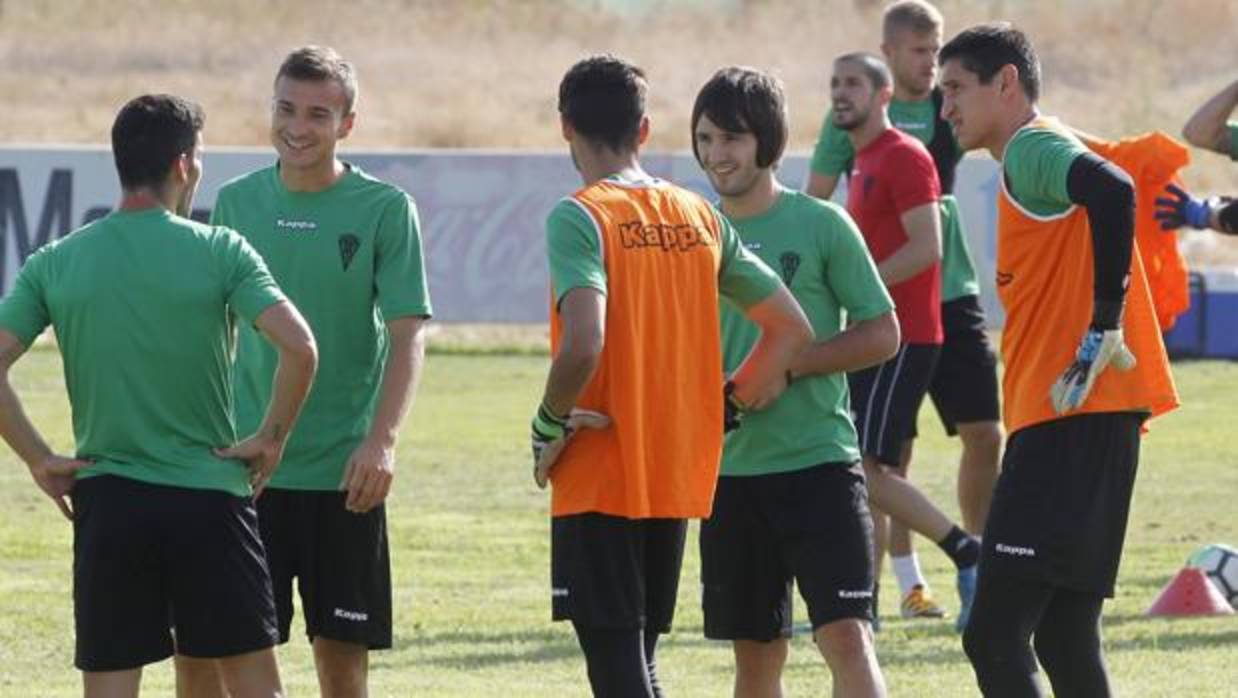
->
[[1186, 543, 1238, 609]]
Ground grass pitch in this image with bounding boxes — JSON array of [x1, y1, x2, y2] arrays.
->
[[0, 346, 1235, 696]]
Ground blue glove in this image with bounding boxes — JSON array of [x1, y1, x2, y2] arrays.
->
[[1049, 326, 1137, 414], [1154, 184, 1212, 230]]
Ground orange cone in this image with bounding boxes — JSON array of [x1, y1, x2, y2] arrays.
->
[[1146, 567, 1235, 617]]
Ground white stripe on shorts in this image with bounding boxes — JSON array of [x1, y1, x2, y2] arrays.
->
[[875, 344, 910, 457]]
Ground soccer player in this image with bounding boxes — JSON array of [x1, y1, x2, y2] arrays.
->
[[807, 0, 1002, 620], [830, 51, 981, 631], [1181, 78, 1238, 159], [693, 66, 894, 698], [939, 23, 1179, 696], [175, 47, 431, 697], [0, 94, 317, 698], [535, 55, 812, 697]]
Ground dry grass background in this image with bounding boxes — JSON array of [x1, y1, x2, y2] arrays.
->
[[2, 0, 1236, 258]]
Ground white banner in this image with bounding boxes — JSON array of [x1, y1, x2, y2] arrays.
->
[[0, 146, 1002, 324]]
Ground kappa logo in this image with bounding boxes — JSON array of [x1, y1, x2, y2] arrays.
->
[[995, 543, 1036, 557], [838, 589, 873, 599], [779, 251, 801, 286], [275, 218, 318, 231], [551, 587, 570, 598], [618, 221, 715, 252], [996, 271, 1014, 287], [333, 608, 369, 622], [339, 234, 360, 271]]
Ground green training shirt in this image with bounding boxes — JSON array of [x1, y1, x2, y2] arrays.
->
[[810, 99, 950, 177], [212, 165, 432, 491], [1002, 122, 1090, 217], [719, 190, 893, 476], [811, 99, 979, 300], [545, 173, 782, 308], [0, 208, 285, 496]]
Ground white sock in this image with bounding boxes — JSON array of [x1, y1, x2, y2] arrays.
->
[[892, 554, 928, 596]]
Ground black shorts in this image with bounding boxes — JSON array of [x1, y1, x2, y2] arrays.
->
[[979, 412, 1144, 597], [848, 343, 940, 467], [700, 463, 874, 641], [257, 489, 392, 649], [925, 294, 1001, 436], [71, 475, 277, 672], [551, 513, 687, 632]]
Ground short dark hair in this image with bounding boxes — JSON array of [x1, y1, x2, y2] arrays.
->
[[882, 0, 943, 40], [835, 52, 893, 91], [691, 66, 788, 169], [277, 45, 358, 112], [558, 54, 647, 153], [939, 23, 1040, 102], [111, 94, 204, 191]]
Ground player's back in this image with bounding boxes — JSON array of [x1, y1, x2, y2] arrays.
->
[[550, 176, 726, 520], [14, 208, 276, 495]]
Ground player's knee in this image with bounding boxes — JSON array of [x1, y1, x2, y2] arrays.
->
[[733, 638, 788, 681], [961, 422, 1003, 461], [174, 655, 228, 698], [317, 666, 366, 698], [814, 619, 873, 671], [313, 638, 368, 697]]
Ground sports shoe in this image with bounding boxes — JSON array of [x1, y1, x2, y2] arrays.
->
[[956, 565, 978, 633], [900, 585, 946, 619]]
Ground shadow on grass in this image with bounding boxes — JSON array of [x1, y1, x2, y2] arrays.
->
[[1101, 607, 1238, 630], [383, 627, 579, 668], [1107, 627, 1238, 653]]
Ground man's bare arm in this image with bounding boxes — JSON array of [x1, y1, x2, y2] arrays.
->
[[1182, 79, 1238, 156], [340, 315, 427, 513], [0, 330, 90, 519], [790, 311, 899, 379], [729, 286, 814, 410], [878, 201, 941, 287], [805, 171, 841, 201], [220, 301, 317, 494], [540, 288, 605, 417]]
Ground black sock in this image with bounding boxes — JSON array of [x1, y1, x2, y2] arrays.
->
[[938, 526, 980, 569], [644, 631, 664, 698], [572, 622, 655, 698]]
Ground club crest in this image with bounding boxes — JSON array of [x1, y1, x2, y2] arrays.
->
[[339, 234, 360, 271], [779, 251, 801, 286]]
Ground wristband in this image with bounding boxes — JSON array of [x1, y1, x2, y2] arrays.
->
[[532, 402, 569, 441]]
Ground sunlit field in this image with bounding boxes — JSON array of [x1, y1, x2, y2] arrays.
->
[[1, 343, 1234, 696]]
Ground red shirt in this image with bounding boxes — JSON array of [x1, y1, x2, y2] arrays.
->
[[846, 128, 943, 344]]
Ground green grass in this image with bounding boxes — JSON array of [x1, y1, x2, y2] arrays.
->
[[1, 347, 1235, 696]]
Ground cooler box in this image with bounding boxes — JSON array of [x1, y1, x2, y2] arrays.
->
[[1163, 267, 1238, 360]]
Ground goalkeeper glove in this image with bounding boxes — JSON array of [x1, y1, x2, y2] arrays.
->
[[1154, 184, 1212, 230], [531, 402, 568, 463], [530, 404, 610, 489], [1049, 325, 1136, 414]]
